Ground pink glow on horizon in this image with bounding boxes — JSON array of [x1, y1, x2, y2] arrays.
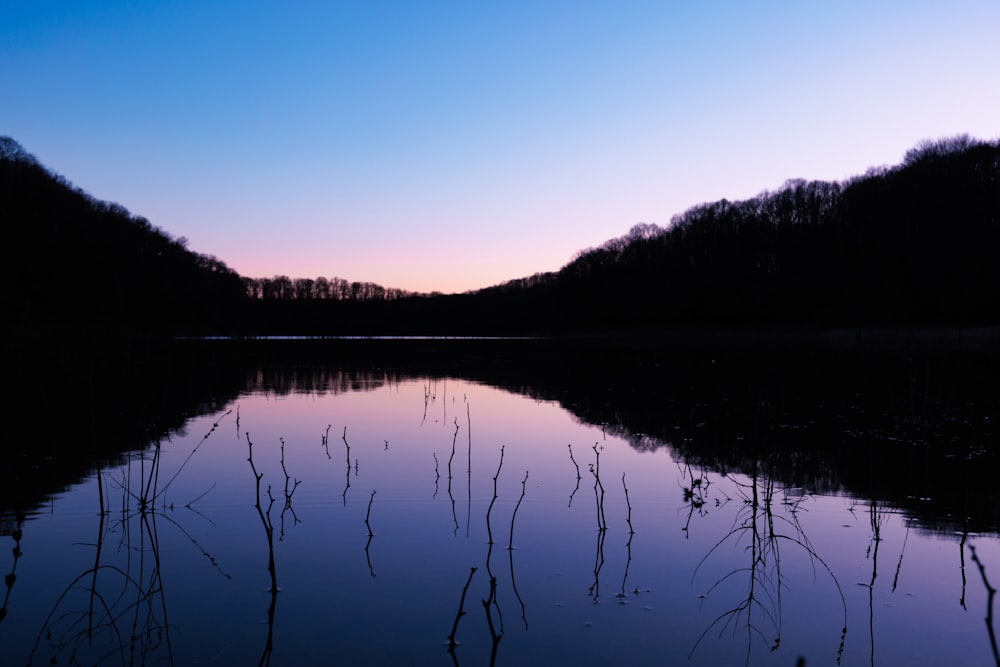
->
[[3, 2, 998, 294]]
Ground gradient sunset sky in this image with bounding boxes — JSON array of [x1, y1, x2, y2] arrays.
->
[[3, 1, 998, 294]]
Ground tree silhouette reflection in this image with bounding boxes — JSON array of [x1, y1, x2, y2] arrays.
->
[[968, 544, 999, 666], [26, 438, 230, 666], [245, 433, 301, 667], [0, 511, 24, 625], [689, 462, 847, 665]]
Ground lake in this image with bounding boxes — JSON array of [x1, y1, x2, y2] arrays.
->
[[2, 335, 998, 666]]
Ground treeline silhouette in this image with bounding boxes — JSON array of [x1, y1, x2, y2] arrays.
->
[[1, 137, 246, 335], [3, 134, 998, 336], [242, 134, 1000, 334], [471, 134, 999, 332], [242, 275, 419, 302], [8, 335, 997, 533]]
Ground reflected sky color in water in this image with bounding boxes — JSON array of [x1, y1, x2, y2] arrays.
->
[[2, 375, 998, 666]]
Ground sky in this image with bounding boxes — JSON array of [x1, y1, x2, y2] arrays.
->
[[3, 1, 999, 294]]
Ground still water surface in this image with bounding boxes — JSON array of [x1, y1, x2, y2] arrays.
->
[[2, 347, 998, 666]]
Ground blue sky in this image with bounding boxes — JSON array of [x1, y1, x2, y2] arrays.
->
[[3, 1, 998, 293]]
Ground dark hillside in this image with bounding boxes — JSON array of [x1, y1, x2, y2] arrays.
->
[[3, 135, 996, 337], [500, 135, 1000, 331], [1, 137, 247, 336], [230, 136, 1000, 335]]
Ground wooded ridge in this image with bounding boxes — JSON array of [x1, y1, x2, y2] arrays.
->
[[3, 134, 997, 336]]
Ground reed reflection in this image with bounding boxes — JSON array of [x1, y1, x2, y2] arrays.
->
[[446, 566, 476, 661], [5, 345, 997, 666], [447, 418, 460, 534], [0, 512, 24, 626], [679, 464, 718, 538], [446, 443, 537, 666], [566, 444, 582, 507], [618, 473, 636, 601], [246, 434, 279, 666], [341, 427, 352, 505], [588, 444, 608, 603], [508, 470, 529, 630], [968, 544, 999, 665], [364, 490, 377, 578], [689, 462, 847, 666], [863, 500, 885, 666], [26, 420, 231, 667]]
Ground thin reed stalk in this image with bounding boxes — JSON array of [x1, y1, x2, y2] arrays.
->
[[365, 490, 376, 537], [485, 446, 504, 545], [447, 567, 477, 649], [508, 471, 528, 550]]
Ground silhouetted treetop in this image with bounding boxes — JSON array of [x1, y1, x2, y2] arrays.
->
[[0, 136, 40, 164], [4, 133, 997, 337], [241, 274, 418, 301], [1, 138, 247, 335], [902, 133, 979, 166], [465, 135, 999, 332]]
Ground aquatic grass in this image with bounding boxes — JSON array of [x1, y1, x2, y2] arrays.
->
[[486, 446, 504, 545], [364, 533, 377, 578], [567, 444, 581, 478], [446, 567, 477, 650], [157, 510, 231, 579], [340, 427, 352, 505], [245, 433, 277, 595], [21, 405, 243, 666], [0, 513, 24, 624], [158, 409, 232, 502], [618, 472, 636, 601], [689, 466, 847, 666], [891, 523, 911, 593], [444, 417, 461, 535], [421, 382, 432, 426], [481, 573, 503, 664], [679, 464, 714, 538], [341, 426, 351, 471], [465, 401, 473, 538], [961, 527, 970, 611], [277, 438, 302, 541], [589, 443, 607, 533], [864, 500, 886, 665], [567, 444, 582, 507], [508, 526, 528, 631], [588, 443, 608, 602], [365, 489, 376, 538], [448, 418, 459, 485], [245, 432, 285, 666], [432, 451, 440, 499], [27, 469, 179, 666], [968, 544, 999, 665], [321, 424, 332, 459], [364, 490, 377, 577], [589, 516, 607, 603], [105, 410, 231, 519], [15, 357, 996, 664], [622, 472, 635, 536], [507, 470, 528, 551]]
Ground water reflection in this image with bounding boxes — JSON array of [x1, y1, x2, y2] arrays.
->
[[446, 444, 521, 667], [3, 339, 998, 665], [968, 545, 1000, 665], [688, 462, 847, 665], [26, 449, 183, 665], [246, 433, 280, 666], [0, 513, 24, 626]]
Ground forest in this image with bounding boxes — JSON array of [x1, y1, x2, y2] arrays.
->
[[1, 137, 245, 335], [2, 134, 998, 337]]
